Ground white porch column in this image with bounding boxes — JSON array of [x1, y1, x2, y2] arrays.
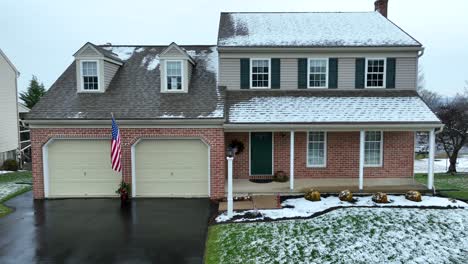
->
[[359, 130, 365, 191], [227, 157, 234, 218], [428, 129, 435, 190], [290, 130, 295, 190]]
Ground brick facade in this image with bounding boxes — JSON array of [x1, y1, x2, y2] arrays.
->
[[225, 131, 414, 179], [31, 127, 225, 200]]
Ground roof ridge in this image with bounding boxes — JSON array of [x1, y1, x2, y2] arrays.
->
[[220, 11, 376, 14], [98, 44, 216, 47]]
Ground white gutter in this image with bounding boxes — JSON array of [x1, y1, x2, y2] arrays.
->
[[224, 123, 443, 131]]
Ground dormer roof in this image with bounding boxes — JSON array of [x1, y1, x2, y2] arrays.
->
[[160, 42, 196, 65], [74, 42, 124, 65]]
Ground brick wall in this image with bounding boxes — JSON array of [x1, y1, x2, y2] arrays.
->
[[225, 131, 414, 179], [31, 127, 225, 199]]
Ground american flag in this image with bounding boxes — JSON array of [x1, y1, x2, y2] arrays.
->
[[111, 117, 122, 172]]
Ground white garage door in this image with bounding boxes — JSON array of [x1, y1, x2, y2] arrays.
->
[[47, 139, 121, 197], [134, 139, 209, 197]]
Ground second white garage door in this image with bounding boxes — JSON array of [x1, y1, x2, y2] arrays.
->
[[134, 139, 209, 197]]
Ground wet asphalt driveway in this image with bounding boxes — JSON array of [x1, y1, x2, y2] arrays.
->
[[0, 192, 213, 264]]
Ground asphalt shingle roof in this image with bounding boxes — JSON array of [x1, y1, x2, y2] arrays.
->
[[218, 12, 421, 47], [226, 90, 440, 124], [26, 45, 223, 120]]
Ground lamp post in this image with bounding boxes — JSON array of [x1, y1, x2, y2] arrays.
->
[[226, 148, 234, 218]]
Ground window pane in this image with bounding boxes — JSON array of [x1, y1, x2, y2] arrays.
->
[[366, 59, 385, 87], [166, 61, 182, 90], [82, 62, 98, 90], [251, 59, 269, 88], [308, 132, 326, 166], [364, 131, 382, 165], [309, 59, 327, 87]]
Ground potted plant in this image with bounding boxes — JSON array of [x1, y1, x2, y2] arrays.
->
[[116, 180, 131, 205]]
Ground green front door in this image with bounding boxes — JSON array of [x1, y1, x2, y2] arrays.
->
[[250, 132, 273, 175]]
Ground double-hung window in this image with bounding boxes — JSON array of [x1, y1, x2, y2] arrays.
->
[[365, 58, 386, 88], [250, 59, 270, 88], [166, 60, 183, 90], [81, 61, 99, 91], [308, 58, 328, 88], [307, 132, 327, 167], [364, 131, 383, 166]]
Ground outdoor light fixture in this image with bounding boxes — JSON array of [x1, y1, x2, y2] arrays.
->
[[226, 147, 234, 158]]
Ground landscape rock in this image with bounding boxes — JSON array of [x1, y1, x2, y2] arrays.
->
[[304, 189, 321, 201], [338, 190, 353, 202], [372, 192, 389, 203], [405, 190, 422, 202]]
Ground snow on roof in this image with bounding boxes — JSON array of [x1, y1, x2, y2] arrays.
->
[[227, 96, 439, 123], [102, 46, 136, 61], [218, 12, 421, 47]]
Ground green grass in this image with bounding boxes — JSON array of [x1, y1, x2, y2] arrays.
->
[[415, 172, 468, 200], [204, 208, 468, 263], [0, 171, 32, 217]]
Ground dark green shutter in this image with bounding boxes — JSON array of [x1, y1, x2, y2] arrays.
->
[[298, 58, 307, 89], [386, 58, 396, 89], [240, 58, 250, 89], [355, 58, 365, 89], [328, 58, 338, 89], [271, 58, 280, 89]]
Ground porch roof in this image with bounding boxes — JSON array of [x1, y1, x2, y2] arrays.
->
[[226, 90, 440, 126]]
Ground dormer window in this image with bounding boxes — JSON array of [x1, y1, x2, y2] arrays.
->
[[81, 60, 99, 91], [166, 60, 183, 91]]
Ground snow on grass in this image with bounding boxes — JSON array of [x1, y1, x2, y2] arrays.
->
[[207, 208, 468, 264], [216, 195, 467, 222], [0, 183, 29, 201], [0, 171, 13, 175], [415, 155, 468, 173]]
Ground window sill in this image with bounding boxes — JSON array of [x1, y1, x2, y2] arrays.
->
[[306, 165, 327, 168], [161, 90, 187, 93], [364, 164, 383, 168]]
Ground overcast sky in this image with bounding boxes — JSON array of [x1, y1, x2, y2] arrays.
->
[[1, 0, 467, 96]]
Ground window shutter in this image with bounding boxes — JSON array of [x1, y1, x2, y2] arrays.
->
[[298, 58, 307, 89], [355, 58, 365, 89], [240, 58, 250, 89], [386, 58, 396, 89], [271, 58, 281, 89], [328, 58, 338, 89]]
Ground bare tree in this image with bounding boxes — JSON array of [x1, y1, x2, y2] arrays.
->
[[416, 68, 441, 110], [435, 91, 468, 173]]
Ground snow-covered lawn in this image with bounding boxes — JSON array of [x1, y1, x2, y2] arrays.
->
[[206, 208, 468, 264], [0, 171, 32, 217], [414, 155, 468, 173], [216, 195, 467, 223]]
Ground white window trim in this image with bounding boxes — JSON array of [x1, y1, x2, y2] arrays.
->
[[365, 58, 386, 89], [364, 131, 384, 167], [164, 59, 185, 93], [250, 58, 271, 89], [80, 60, 100, 92], [307, 58, 329, 89], [306, 131, 327, 168]]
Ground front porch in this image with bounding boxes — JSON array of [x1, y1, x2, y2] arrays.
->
[[226, 178, 429, 196]]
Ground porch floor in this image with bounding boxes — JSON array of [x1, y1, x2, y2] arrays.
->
[[226, 178, 429, 196]]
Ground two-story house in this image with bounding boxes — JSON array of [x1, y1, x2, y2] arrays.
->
[[25, 0, 440, 200]]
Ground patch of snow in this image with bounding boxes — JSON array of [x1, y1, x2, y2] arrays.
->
[[68, 112, 85, 118], [135, 47, 145, 53], [159, 114, 185, 118], [185, 50, 197, 57], [216, 195, 467, 222], [103, 46, 135, 61], [141, 54, 160, 71], [0, 183, 30, 200], [0, 171, 13, 175], [415, 156, 468, 173], [228, 96, 440, 123], [219, 12, 420, 47]]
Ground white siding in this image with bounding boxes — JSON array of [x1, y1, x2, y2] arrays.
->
[[103, 61, 120, 89], [338, 58, 355, 89], [219, 55, 418, 90], [0, 52, 18, 154], [396, 57, 418, 89], [78, 46, 100, 57]]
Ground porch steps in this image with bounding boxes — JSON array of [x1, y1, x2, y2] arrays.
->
[[218, 195, 280, 211]]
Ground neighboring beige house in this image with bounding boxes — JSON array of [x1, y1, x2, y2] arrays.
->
[[0, 49, 20, 164]]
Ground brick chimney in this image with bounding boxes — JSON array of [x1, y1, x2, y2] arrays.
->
[[374, 0, 388, 17]]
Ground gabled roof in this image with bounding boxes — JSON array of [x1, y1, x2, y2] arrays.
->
[[74, 42, 124, 64], [160, 42, 196, 64], [26, 45, 222, 121], [226, 90, 440, 124], [218, 12, 422, 48], [0, 48, 19, 76]]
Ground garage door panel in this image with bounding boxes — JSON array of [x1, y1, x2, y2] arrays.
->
[[135, 139, 209, 197], [47, 139, 120, 197]]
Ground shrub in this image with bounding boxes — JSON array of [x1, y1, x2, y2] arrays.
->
[[2, 159, 18, 171], [338, 190, 353, 202], [372, 192, 389, 203], [273, 171, 289, 182], [405, 190, 422, 202], [304, 189, 321, 201]]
